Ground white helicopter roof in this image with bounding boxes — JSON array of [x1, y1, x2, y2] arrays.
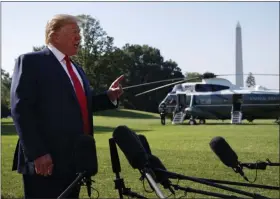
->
[[172, 77, 279, 95], [175, 88, 279, 95], [177, 77, 239, 91], [201, 78, 237, 88]]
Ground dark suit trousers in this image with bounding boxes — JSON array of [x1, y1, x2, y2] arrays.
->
[[23, 174, 81, 199]]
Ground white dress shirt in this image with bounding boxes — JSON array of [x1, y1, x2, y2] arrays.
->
[[47, 44, 84, 90]]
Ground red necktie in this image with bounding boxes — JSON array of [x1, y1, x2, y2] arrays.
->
[[64, 55, 90, 134]]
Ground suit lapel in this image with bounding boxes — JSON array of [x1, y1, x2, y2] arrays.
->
[[42, 48, 79, 104]]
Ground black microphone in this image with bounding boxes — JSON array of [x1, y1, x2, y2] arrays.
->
[[112, 125, 166, 198], [209, 136, 238, 167], [112, 126, 149, 170], [58, 134, 98, 199], [75, 134, 98, 198], [138, 134, 152, 155], [209, 136, 248, 181], [148, 155, 175, 195], [109, 138, 121, 174], [138, 134, 175, 195], [109, 138, 149, 199], [109, 138, 124, 199]]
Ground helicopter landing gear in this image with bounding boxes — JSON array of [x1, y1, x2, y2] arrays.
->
[[199, 119, 206, 124], [160, 113, 166, 125], [275, 117, 280, 125], [247, 117, 254, 123], [188, 118, 197, 125]]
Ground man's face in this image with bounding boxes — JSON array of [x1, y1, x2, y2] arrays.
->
[[53, 22, 81, 56]]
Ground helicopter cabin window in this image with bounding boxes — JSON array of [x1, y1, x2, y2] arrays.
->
[[195, 84, 230, 92], [211, 94, 230, 104], [164, 95, 177, 105], [183, 85, 195, 92], [194, 95, 211, 105]]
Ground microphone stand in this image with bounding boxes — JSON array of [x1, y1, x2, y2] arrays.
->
[[171, 184, 241, 199], [241, 159, 280, 170], [141, 168, 166, 199], [114, 172, 124, 199], [122, 186, 148, 199], [57, 172, 86, 199], [109, 138, 148, 199], [154, 168, 271, 199], [193, 178, 279, 191], [114, 176, 148, 199], [113, 169, 147, 199]]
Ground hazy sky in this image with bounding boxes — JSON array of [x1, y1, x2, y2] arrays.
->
[[1, 2, 279, 89]]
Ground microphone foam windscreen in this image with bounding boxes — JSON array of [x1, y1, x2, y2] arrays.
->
[[209, 136, 238, 168], [112, 125, 149, 170], [74, 134, 98, 176], [148, 154, 170, 185], [109, 138, 121, 173], [138, 134, 152, 155]]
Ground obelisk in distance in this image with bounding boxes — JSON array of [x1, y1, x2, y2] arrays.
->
[[235, 21, 244, 87]]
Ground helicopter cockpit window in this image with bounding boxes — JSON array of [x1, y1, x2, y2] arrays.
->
[[184, 85, 195, 92], [195, 84, 230, 92], [164, 95, 177, 105]]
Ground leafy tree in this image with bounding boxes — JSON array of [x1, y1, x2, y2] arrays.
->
[[1, 69, 12, 117], [185, 72, 201, 82], [246, 72, 256, 87], [184, 71, 216, 82], [72, 14, 115, 91], [33, 45, 46, 52], [117, 44, 184, 112], [202, 72, 216, 79]]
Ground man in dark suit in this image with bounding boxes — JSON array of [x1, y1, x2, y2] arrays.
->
[[10, 14, 124, 198]]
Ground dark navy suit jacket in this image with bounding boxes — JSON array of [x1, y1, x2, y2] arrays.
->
[[10, 47, 117, 175]]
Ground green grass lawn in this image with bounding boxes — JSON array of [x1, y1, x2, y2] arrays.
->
[[1, 109, 279, 198]]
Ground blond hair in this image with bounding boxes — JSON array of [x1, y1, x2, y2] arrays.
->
[[45, 14, 78, 44]]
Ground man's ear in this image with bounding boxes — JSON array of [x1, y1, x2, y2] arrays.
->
[[51, 32, 60, 44]]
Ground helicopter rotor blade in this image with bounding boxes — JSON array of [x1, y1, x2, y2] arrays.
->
[[217, 73, 279, 76], [135, 79, 188, 97], [123, 73, 278, 90], [135, 77, 200, 97], [122, 77, 185, 90], [131, 73, 279, 97]]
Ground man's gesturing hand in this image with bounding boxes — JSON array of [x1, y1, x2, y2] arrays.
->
[[34, 154, 53, 176], [107, 75, 124, 101]]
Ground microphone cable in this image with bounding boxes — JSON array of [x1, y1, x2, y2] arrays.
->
[[80, 178, 100, 199], [177, 191, 188, 199], [240, 160, 261, 184], [231, 160, 261, 183], [249, 161, 259, 184], [141, 177, 154, 194], [141, 175, 176, 198]]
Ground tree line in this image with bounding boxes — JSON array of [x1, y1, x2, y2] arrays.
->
[[1, 14, 256, 118]]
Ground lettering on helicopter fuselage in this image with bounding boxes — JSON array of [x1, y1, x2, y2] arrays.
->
[[249, 95, 280, 101]]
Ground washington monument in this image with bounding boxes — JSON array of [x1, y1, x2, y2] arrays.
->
[[235, 21, 244, 87]]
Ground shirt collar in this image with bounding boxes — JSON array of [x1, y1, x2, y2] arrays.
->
[[47, 43, 65, 62]]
